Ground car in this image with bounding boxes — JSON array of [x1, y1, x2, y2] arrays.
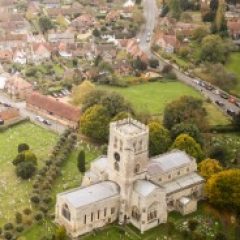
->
[[205, 84, 214, 91], [228, 96, 236, 104], [0, 119, 4, 125], [43, 119, 51, 125], [3, 102, 11, 107], [227, 109, 236, 117], [235, 101, 240, 108], [35, 116, 44, 122], [215, 100, 225, 107], [220, 92, 229, 99]]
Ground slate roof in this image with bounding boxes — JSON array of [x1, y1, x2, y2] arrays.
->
[[59, 181, 120, 208]]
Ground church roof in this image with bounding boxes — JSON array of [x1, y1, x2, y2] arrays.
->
[[160, 172, 204, 195], [59, 181, 119, 208], [148, 150, 193, 174], [133, 180, 159, 197]]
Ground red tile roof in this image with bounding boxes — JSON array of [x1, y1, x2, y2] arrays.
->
[[27, 92, 81, 123]]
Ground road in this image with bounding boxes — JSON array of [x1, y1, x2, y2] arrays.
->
[[139, 0, 240, 117], [0, 92, 66, 134], [137, 0, 159, 56]]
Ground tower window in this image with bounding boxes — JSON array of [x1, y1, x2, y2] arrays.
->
[[114, 161, 119, 171], [134, 164, 140, 173], [104, 208, 107, 217]]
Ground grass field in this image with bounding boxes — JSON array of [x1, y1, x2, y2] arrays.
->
[[22, 144, 100, 240], [97, 81, 230, 126], [225, 52, 240, 96], [0, 122, 58, 225]]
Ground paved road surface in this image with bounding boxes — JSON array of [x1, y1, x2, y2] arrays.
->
[[138, 0, 159, 55], [140, 0, 240, 117], [0, 92, 66, 134]]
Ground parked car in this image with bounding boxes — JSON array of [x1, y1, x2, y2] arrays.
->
[[220, 92, 229, 99], [215, 100, 225, 107], [228, 96, 236, 104], [227, 109, 236, 117], [0, 119, 4, 125], [43, 119, 51, 125], [35, 116, 44, 122], [3, 102, 11, 107]]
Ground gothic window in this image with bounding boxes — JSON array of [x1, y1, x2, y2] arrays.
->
[[138, 140, 143, 151], [177, 170, 180, 175], [61, 204, 71, 221], [134, 163, 140, 174], [91, 212, 94, 222], [98, 210, 100, 219], [186, 167, 190, 172], [84, 214, 86, 224], [114, 161, 119, 171], [114, 137, 118, 148], [158, 177, 162, 182], [168, 174, 171, 179], [133, 142, 137, 152], [111, 207, 115, 214], [147, 202, 158, 222], [120, 140, 123, 151], [104, 208, 107, 217], [131, 206, 140, 221]]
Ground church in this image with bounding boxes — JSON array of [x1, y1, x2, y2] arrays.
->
[[55, 118, 204, 238]]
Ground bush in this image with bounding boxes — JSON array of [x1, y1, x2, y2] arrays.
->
[[15, 225, 24, 233], [23, 208, 32, 215], [3, 232, 13, 240], [31, 195, 40, 204], [15, 212, 22, 224], [34, 212, 43, 222], [3, 223, 14, 231], [16, 161, 36, 179]]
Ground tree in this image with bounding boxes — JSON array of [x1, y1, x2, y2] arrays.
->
[[132, 57, 147, 71], [170, 123, 203, 145], [171, 134, 204, 161], [112, 112, 129, 121], [55, 226, 67, 240], [188, 219, 198, 232], [80, 104, 111, 142], [16, 161, 36, 179], [205, 169, 240, 210], [168, 0, 182, 19], [163, 96, 208, 130], [232, 112, 240, 130], [148, 120, 171, 156], [198, 158, 223, 179], [38, 16, 54, 33], [93, 28, 100, 37], [77, 150, 86, 173], [71, 80, 95, 105], [208, 143, 230, 166], [192, 26, 209, 42], [18, 143, 29, 153], [149, 58, 159, 68], [200, 35, 227, 63]]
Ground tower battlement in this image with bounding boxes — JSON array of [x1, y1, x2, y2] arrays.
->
[[111, 118, 148, 137]]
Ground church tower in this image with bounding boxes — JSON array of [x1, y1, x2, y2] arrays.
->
[[107, 118, 149, 223]]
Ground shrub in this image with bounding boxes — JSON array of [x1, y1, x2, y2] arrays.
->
[[16, 161, 36, 179], [15, 225, 24, 233], [3, 232, 13, 240], [31, 195, 40, 204], [3, 223, 14, 231], [15, 212, 22, 224], [34, 212, 43, 222], [23, 208, 32, 215]]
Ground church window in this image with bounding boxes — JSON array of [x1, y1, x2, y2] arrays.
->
[[134, 164, 140, 173], [84, 214, 86, 224], [177, 170, 180, 175], [168, 174, 171, 179], [120, 140, 123, 151], [132, 206, 140, 221], [91, 212, 94, 222], [133, 142, 136, 152], [61, 204, 71, 221], [104, 208, 107, 217], [98, 210, 100, 219], [114, 161, 119, 171], [114, 137, 118, 148], [158, 177, 162, 182], [111, 207, 115, 214], [138, 140, 143, 151], [186, 167, 190, 172], [147, 202, 158, 222]]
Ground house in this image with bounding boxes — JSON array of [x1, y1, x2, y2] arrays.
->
[[106, 10, 120, 22], [155, 32, 180, 53], [55, 118, 204, 238], [43, 0, 61, 8], [227, 20, 240, 39], [48, 31, 75, 44], [58, 42, 73, 58], [12, 48, 27, 65], [5, 76, 33, 100], [0, 49, 13, 62], [71, 14, 95, 33], [26, 92, 81, 128], [30, 43, 51, 63]]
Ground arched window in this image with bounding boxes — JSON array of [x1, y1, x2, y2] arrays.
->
[[134, 164, 140, 174], [62, 203, 71, 221], [147, 202, 158, 222], [131, 206, 140, 221]]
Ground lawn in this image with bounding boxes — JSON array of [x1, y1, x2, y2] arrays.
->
[[97, 81, 230, 126], [225, 52, 240, 96], [22, 143, 100, 240], [0, 122, 58, 225]]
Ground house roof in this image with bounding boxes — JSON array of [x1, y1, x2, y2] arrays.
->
[[148, 150, 193, 174], [133, 180, 159, 197], [26, 92, 81, 122], [59, 181, 120, 208]]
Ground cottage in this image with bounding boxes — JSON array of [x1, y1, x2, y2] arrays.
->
[[56, 118, 204, 238], [155, 32, 180, 53], [26, 92, 81, 128], [227, 20, 240, 39], [30, 43, 51, 63]]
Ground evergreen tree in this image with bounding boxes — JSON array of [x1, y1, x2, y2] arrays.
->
[[77, 150, 86, 173]]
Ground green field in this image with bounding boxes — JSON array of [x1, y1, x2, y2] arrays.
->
[[97, 81, 230, 126], [225, 52, 240, 96], [0, 122, 58, 225]]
